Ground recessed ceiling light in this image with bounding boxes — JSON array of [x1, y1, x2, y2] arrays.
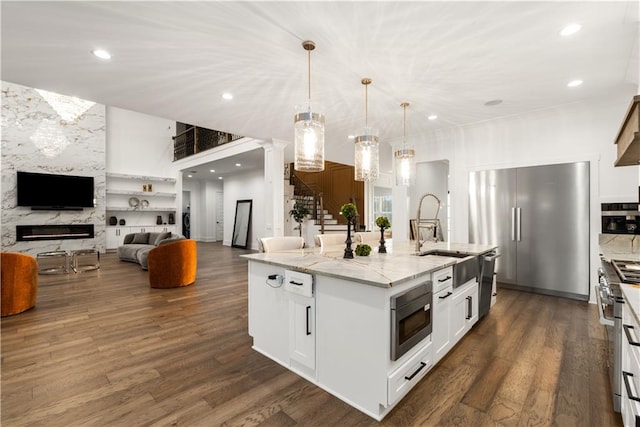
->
[[560, 23, 582, 36], [218, 176, 223, 180], [428, 115, 438, 120], [484, 99, 503, 106], [92, 49, 111, 60], [567, 79, 583, 87], [235, 163, 241, 167], [347, 135, 355, 139], [221, 93, 233, 100], [210, 169, 215, 173], [187, 174, 193, 178]]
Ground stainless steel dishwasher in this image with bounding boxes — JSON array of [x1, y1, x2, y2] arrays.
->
[[478, 251, 500, 319]]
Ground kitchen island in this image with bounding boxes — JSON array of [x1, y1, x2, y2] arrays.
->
[[244, 240, 496, 420]]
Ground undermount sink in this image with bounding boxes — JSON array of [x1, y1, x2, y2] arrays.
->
[[416, 250, 471, 258]]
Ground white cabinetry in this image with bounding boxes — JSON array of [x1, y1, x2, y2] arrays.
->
[[432, 266, 454, 363], [106, 226, 128, 249], [451, 279, 479, 342], [433, 268, 479, 365], [248, 264, 317, 374], [621, 292, 640, 426], [289, 294, 315, 370]]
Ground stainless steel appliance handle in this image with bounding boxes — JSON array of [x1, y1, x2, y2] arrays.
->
[[511, 207, 516, 241], [623, 324, 640, 346], [623, 371, 640, 402], [594, 286, 614, 326], [466, 296, 472, 320], [516, 207, 522, 242]]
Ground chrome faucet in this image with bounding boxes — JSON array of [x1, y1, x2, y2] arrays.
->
[[416, 193, 442, 253]]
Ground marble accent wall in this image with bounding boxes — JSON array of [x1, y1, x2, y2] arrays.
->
[[1, 81, 106, 255], [599, 233, 639, 255]]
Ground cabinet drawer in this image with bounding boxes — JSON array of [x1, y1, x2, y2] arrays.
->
[[388, 341, 433, 405], [432, 266, 453, 293], [285, 270, 313, 297]]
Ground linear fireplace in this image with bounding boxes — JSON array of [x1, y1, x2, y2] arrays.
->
[[16, 224, 95, 241]]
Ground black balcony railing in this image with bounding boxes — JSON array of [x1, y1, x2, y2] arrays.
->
[[173, 124, 243, 161]]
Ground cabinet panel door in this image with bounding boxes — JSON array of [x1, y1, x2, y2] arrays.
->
[[289, 294, 315, 370], [451, 291, 467, 343], [433, 286, 452, 363], [106, 227, 128, 249]]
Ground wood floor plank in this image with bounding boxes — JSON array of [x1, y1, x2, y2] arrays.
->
[[1, 242, 622, 426]]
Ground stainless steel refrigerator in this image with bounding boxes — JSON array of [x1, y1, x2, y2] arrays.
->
[[469, 161, 590, 301]]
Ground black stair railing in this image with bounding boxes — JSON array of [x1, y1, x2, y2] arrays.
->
[[173, 124, 244, 161], [290, 172, 324, 234]]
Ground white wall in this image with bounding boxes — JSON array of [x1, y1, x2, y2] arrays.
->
[[106, 107, 175, 175], [223, 168, 265, 250]]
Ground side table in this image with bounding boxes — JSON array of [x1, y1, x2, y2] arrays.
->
[[37, 251, 69, 274], [71, 249, 100, 272]]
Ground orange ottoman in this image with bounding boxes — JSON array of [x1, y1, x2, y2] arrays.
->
[[147, 239, 197, 289], [1, 252, 38, 317]]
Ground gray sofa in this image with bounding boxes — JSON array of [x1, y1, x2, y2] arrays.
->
[[118, 232, 185, 270]]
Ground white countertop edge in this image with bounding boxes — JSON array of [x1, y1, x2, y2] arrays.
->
[[243, 241, 496, 288]]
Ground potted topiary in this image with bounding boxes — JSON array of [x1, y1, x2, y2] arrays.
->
[[340, 203, 358, 259], [289, 201, 310, 237], [375, 216, 391, 253]]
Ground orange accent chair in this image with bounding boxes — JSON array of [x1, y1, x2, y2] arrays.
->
[[147, 239, 197, 289], [1, 252, 38, 317]]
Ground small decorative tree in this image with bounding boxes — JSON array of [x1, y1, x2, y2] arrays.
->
[[289, 201, 310, 237], [375, 216, 391, 253], [340, 203, 358, 259]]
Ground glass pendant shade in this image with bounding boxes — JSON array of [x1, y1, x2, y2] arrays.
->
[[394, 146, 415, 186], [294, 101, 325, 172], [354, 126, 379, 181], [395, 101, 415, 186]]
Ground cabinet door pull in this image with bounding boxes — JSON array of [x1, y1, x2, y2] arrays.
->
[[466, 296, 472, 320], [290, 280, 304, 286], [623, 371, 640, 402], [438, 276, 452, 283], [623, 324, 640, 346], [306, 305, 311, 336], [438, 292, 453, 300], [404, 362, 427, 381]]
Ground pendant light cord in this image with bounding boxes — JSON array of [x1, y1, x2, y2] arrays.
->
[[307, 49, 311, 101], [365, 83, 368, 126]]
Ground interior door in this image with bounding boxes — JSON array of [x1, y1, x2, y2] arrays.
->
[[515, 162, 589, 298], [468, 168, 517, 284], [215, 191, 223, 241]]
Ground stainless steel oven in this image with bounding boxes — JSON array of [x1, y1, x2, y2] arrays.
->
[[597, 258, 625, 413], [391, 282, 432, 361]]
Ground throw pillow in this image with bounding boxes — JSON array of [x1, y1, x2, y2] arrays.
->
[[154, 232, 172, 246], [132, 233, 150, 244]]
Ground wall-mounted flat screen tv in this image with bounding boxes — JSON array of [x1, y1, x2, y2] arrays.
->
[[17, 171, 94, 210]]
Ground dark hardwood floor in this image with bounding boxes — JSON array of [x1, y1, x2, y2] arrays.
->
[[2, 242, 621, 426]]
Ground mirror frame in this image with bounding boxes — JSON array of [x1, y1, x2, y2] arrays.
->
[[232, 199, 252, 249]]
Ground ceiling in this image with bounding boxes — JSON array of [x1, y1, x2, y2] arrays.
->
[[2, 1, 639, 179]]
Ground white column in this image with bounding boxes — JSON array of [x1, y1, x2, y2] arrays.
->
[[257, 139, 289, 237]]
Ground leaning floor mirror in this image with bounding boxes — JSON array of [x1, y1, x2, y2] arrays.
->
[[232, 199, 252, 249]]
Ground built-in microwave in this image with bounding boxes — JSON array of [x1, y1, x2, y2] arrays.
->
[[390, 282, 432, 361], [602, 203, 640, 234]]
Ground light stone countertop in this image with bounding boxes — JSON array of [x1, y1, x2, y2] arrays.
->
[[243, 240, 497, 288]]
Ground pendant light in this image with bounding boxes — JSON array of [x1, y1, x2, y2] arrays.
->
[[354, 78, 379, 181], [394, 102, 415, 186], [294, 40, 325, 172]]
